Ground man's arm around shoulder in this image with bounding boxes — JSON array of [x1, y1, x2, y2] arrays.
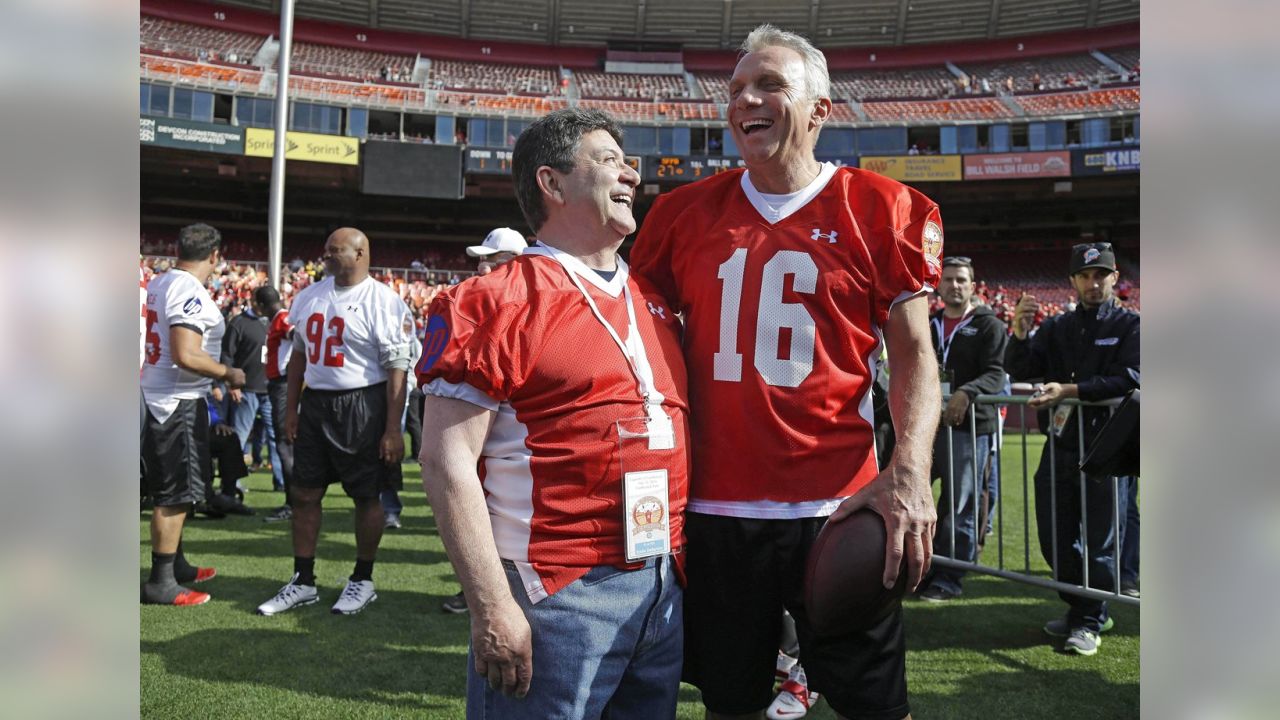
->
[[420, 395, 531, 698]]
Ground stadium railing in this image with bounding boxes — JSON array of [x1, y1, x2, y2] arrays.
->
[[930, 391, 1139, 607]]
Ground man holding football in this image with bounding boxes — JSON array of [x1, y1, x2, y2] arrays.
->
[[631, 24, 941, 720]]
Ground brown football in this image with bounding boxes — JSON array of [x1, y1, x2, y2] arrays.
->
[[804, 509, 909, 635]]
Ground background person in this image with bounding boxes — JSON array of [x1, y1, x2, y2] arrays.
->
[[1005, 241, 1140, 656], [916, 256, 1008, 602], [256, 228, 415, 617], [141, 223, 245, 606]]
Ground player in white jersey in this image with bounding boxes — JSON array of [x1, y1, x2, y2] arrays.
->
[[140, 224, 246, 606], [257, 228, 415, 617]]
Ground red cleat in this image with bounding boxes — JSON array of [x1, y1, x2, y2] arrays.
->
[[192, 567, 217, 583], [172, 590, 211, 606]]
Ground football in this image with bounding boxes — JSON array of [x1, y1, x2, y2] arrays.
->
[[804, 509, 909, 635]]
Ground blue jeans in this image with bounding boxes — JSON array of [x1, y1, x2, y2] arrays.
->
[[929, 428, 993, 593], [230, 391, 283, 489], [1120, 477, 1140, 584], [466, 555, 683, 720], [380, 488, 402, 514], [1034, 444, 1127, 633], [984, 441, 1000, 534]]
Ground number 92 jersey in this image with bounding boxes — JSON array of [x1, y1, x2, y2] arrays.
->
[[630, 165, 942, 512], [287, 276, 415, 391]]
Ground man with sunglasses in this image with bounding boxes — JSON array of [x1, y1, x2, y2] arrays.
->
[[1005, 242, 1140, 656], [917, 256, 1008, 602]]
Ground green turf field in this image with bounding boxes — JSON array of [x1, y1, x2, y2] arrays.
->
[[141, 434, 1139, 718]]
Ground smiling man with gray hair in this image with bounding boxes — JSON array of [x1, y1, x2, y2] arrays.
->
[[631, 24, 943, 720]]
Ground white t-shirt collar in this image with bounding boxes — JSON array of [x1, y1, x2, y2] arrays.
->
[[741, 162, 838, 225]]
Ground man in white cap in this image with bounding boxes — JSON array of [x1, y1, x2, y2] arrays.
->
[[466, 227, 528, 276]]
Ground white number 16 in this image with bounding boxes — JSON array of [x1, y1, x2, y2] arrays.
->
[[713, 248, 818, 388]]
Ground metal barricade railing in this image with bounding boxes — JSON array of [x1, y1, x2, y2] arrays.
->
[[929, 393, 1139, 607]]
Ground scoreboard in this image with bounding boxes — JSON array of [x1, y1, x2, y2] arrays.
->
[[466, 149, 644, 178], [645, 155, 746, 182], [465, 148, 513, 174]]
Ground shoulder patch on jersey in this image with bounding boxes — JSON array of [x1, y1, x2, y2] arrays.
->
[[417, 315, 450, 373], [182, 296, 203, 315], [922, 221, 943, 269]]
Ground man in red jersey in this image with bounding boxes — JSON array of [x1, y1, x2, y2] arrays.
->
[[630, 24, 942, 720], [418, 108, 690, 718], [259, 285, 295, 522]]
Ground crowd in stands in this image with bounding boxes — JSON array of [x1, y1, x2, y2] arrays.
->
[[831, 67, 958, 102], [140, 15, 263, 65], [960, 52, 1133, 95], [140, 14, 1140, 120], [140, 255, 463, 337], [428, 60, 561, 95], [574, 70, 688, 100], [289, 42, 416, 84]]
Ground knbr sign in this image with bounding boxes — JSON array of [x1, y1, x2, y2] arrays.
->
[[1073, 146, 1140, 175], [244, 128, 360, 165], [963, 151, 1070, 180], [859, 155, 962, 182]]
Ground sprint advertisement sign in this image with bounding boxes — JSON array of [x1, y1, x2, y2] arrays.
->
[[244, 128, 360, 165]]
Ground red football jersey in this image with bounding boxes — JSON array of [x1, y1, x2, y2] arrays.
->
[[265, 308, 293, 381], [630, 165, 942, 517], [416, 247, 690, 602]]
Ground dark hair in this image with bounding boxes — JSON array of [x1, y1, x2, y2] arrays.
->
[[942, 255, 975, 280], [176, 223, 222, 261], [512, 108, 624, 233], [254, 285, 281, 308]]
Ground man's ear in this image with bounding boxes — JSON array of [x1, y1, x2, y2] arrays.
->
[[810, 96, 832, 129], [536, 165, 565, 207]]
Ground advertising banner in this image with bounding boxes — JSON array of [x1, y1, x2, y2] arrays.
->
[[859, 155, 963, 182], [244, 128, 360, 165], [1072, 146, 1140, 175], [963, 151, 1071, 179], [140, 116, 243, 154]]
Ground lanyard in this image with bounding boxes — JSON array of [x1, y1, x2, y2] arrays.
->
[[534, 243, 666, 417], [933, 309, 973, 367]]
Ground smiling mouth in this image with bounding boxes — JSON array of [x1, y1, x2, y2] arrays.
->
[[740, 119, 774, 135], [610, 193, 633, 208]]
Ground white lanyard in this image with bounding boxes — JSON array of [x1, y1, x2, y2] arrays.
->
[[933, 309, 973, 367], [536, 244, 666, 418]]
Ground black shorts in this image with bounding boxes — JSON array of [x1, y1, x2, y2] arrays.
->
[[141, 397, 211, 507], [293, 383, 401, 498], [682, 512, 909, 720]]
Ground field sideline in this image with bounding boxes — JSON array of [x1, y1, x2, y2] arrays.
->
[[141, 434, 1139, 719]]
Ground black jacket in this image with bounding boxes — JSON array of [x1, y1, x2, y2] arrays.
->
[[930, 304, 1008, 435], [1004, 298, 1140, 450], [222, 309, 269, 394]]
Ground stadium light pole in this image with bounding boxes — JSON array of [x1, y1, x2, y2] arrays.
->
[[267, 0, 296, 292]]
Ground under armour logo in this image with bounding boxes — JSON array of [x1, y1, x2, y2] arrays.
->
[[647, 302, 666, 319], [811, 228, 838, 243]]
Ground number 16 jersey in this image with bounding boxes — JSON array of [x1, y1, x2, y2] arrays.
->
[[630, 164, 942, 517]]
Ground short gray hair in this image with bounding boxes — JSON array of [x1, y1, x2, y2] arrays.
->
[[741, 24, 831, 102]]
